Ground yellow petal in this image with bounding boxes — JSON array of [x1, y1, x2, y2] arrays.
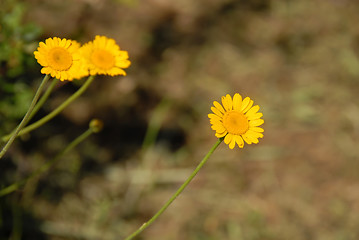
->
[[247, 112, 263, 121], [234, 135, 244, 148], [233, 93, 242, 111], [247, 135, 260, 144], [212, 124, 226, 133], [211, 107, 223, 117], [240, 97, 250, 112], [46, 38, 54, 47], [55, 71, 61, 80], [226, 94, 233, 110], [39, 42, 47, 50], [222, 94, 233, 111], [229, 138, 236, 149], [208, 114, 222, 121], [117, 51, 129, 60], [249, 136, 259, 144], [210, 120, 222, 127], [41, 67, 51, 74], [221, 96, 228, 111], [242, 134, 252, 144], [224, 133, 233, 145], [249, 127, 264, 133], [245, 105, 260, 116], [59, 38, 66, 47], [213, 101, 225, 113], [117, 60, 131, 68], [113, 68, 127, 76], [215, 131, 227, 138], [246, 129, 263, 139], [242, 100, 254, 113], [249, 119, 264, 127]]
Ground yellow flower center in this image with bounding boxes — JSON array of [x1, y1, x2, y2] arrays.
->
[[47, 47, 73, 71], [223, 110, 249, 135], [91, 49, 115, 70]]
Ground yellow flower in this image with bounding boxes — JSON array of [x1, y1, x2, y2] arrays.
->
[[80, 35, 131, 76], [208, 93, 264, 149], [34, 37, 88, 81]]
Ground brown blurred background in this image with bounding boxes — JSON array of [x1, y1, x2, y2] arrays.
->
[[1, 0, 359, 239]]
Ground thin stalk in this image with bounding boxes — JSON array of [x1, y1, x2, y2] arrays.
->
[[2, 78, 59, 141], [0, 75, 50, 159], [123, 138, 223, 240], [1, 76, 95, 142], [27, 78, 59, 123]]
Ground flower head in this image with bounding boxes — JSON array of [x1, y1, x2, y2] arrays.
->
[[209, 93, 264, 149], [34, 37, 88, 81], [80, 35, 131, 76]]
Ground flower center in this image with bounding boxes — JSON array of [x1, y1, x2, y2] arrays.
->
[[223, 110, 249, 135], [47, 47, 73, 71], [91, 49, 115, 70]]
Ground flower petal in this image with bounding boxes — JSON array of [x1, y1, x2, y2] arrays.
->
[[224, 133, 233, 145], [242, 100, 254, 113], [247, 112, 263, 121], [245, 105, 260, 116], [240, 97, 250, 112], [208, 113, 222, 121], [242, 134, 252, 144], [249, 119, 264, 127], [244, 131, 260, 144], [222, 94, 233, 111], [234, 135, 244, 148], [246, 129, 264, 139], [249, 126, 264, 133], [80, 35, 130, 76], [215, 131, 227, 138], [211, 107, 223, 117], [212, 124, 226, 133], [213, 101, 225, 113], [210, 120, 222, 127], [233, 93, 242, 111], [209, 93, 263, 147], [226, 94, 233, 110], [229, 137, 236, 149]]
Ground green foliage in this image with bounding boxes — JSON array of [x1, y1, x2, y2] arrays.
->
[[0, 0, 42, 133], [0, 0, 42, 78]]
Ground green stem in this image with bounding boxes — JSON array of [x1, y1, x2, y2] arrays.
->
[[123, 138, 223, 240], [2, 78, 59, 142], [1, 76, 95, 142], [0, 128, 94, 197], [27, 78, 59, 123], [0, 75, 50, 159]]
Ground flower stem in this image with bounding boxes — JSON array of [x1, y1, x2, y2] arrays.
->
[[0, 75, 50, 160], [0, 123, 98, 197], [123, 138, 223, 240], [27, 77, 59, 123], [1, 76, 95, 142], [2, 78, 59, 142]]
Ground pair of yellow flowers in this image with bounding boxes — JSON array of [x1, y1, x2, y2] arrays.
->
[[34, 35, 131, 81], [34, 35, 264, 149]]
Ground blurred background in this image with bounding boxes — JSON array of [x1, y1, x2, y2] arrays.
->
[[1, 0, 359, 239]]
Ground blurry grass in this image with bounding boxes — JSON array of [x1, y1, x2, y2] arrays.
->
[[1, 0, 359, 240]]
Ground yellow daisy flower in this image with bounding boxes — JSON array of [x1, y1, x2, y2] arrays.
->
[[80, 35, 131, 76], [208, 93, 264, 149], [34, 37, 88, 81]]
